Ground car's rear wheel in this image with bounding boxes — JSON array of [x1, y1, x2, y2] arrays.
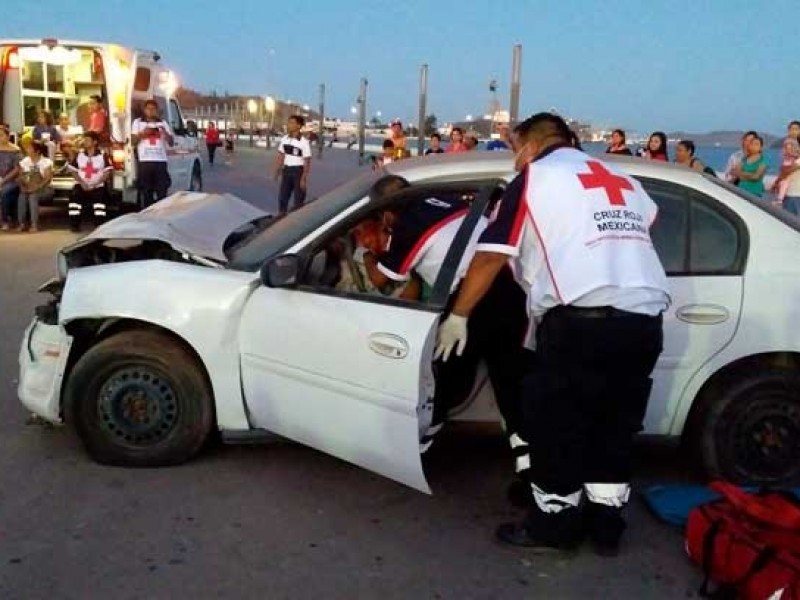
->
[[65, 330, 213, 467], [694, 369, 800, 485]]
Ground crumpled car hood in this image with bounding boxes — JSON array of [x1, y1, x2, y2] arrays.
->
[[64, 192, 268, 263]]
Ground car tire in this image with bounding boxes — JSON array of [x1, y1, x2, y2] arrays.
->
[[695, 368, 800, 485], [189, 162, 202, 192], [64, 330, 213, 467]]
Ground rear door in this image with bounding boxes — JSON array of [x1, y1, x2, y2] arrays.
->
[[640, 177, 746, 434], [237, 184, 495, 492]]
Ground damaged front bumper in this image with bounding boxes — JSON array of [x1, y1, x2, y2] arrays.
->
[[18, 318, 73, 423]]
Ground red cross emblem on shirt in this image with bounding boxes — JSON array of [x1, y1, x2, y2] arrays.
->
[[81, 159, 98, 179], [577, 160, 633, 206], [146, 128, 161, 145]]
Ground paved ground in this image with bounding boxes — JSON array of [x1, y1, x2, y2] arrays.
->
[[0, 148, 703, 599]]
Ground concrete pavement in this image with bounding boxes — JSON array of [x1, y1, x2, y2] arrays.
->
[[0, 147, 703, 599]]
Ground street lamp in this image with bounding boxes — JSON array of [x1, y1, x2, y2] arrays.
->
[[265, 95, 276, 148], [247, 98, 258, 146]]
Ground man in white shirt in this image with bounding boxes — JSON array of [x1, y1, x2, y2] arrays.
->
[[272, 115, 311, 214], [724, 130, 757, 183], [437, 113, 669, 555], [131, 99, 174, 208]]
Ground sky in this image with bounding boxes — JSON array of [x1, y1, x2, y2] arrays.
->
[[3, 0, 798, 134]]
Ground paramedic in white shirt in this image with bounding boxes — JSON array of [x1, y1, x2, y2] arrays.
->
[[437, 113, 670, 555], [273, 115, 312, 214], [131, 99, 174, 208]]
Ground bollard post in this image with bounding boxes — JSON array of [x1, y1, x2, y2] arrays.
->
[[417, 64, 428, 157], [509, 44, 522, 126], [357, 78, 367, 165], [318, 83, 325, 159]]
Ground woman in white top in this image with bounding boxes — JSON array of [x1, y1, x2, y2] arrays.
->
[[17, 140, 53, 232]]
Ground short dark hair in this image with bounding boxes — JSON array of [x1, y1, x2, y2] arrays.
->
[[369, 175, 410, 201], [514, 112, 573, 145], [289, 115, 305, 127], [612, 128, 626, 143], [430, 133, 441, 141], [677, 140, 696, 156], [83, 130, 101, 144], [382, 139, 394, 149], [451, 127, 464, 135], [144, 99, 158, 108], [789, 121, 800, 129], [90, 95, 102, 103], [743, 130, 758, 139]]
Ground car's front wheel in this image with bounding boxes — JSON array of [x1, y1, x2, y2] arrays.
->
[[695, 369, 800, 485], [65, 330, 213, 467]]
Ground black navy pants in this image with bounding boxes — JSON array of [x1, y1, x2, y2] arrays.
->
[[206, 143, 218, 165], [278, 165, 306, 213], [521, 305, 663, 541], [69, 185, 108, 231], [137, 161, 171, 208], [431, 267, 530, 463]]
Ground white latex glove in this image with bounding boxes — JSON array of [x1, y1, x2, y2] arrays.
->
[[434, 314, 468, 362]]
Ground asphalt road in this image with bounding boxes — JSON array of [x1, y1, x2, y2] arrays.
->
[[0, 147, 703, 599]]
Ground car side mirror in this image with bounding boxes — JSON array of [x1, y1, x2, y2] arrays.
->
[[261, 254, 300, 288], [185, 120, 198, 137]]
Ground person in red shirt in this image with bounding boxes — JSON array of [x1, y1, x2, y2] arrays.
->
[[204, 121, 221, 167], [87, 95, 107, 137]]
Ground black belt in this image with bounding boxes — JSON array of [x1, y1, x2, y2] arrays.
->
[[551, 305, 646, 319]]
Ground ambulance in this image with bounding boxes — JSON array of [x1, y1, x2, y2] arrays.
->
[[0, 39, 202, 209]]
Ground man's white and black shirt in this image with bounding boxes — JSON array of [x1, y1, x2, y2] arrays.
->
[[279, 134, 311, 167]]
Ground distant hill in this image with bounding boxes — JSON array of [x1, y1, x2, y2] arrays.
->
[[667, 130, 780, 148]]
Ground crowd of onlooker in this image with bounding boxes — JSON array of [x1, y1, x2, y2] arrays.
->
[[609, 123, 800, 214], [391, 119, 800, 216]]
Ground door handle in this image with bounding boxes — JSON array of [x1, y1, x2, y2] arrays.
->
[[368, 333, 409, 359], [675, 304, 730, 325]]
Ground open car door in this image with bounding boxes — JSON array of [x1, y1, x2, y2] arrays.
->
[[237, 183, 497, 493]]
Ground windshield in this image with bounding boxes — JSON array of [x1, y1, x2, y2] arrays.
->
[[227, 168, 382, 271], [710, 176, 800, 233]]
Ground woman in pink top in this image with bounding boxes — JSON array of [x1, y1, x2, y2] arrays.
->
[[447, 127, 467, 153]]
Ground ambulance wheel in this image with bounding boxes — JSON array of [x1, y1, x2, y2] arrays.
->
[[65, 330, 213, 467], [695, 369, 800, 485], [189, 162, 202, 192]]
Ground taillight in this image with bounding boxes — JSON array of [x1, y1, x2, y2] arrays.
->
[[111, 148, 126, 170], [4, 48, 20, 69]]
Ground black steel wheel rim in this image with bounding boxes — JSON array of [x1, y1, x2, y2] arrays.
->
[[97, 366, 179, 446], [727, 391, 800, 481]]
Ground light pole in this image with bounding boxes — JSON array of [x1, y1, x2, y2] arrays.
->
[[247, 98, 257, 146], [265, 95, 276, 149]]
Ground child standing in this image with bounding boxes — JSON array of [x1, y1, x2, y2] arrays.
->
[[17, 140, 53, 232]]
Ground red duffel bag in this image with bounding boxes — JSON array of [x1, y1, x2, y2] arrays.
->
[[686, 481, 800, 599]]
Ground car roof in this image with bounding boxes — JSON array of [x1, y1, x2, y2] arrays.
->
[[384, 148, 708, 185]]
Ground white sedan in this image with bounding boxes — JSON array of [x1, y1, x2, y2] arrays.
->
[[18, 153, 800, 491]]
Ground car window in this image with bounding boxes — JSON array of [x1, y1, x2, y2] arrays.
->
[[690, 201, 739, 272], [639, 178, 745, 276], [290, 183, 497, 310], [642, 181, 689, 273], [168, 99, 184, 132]]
